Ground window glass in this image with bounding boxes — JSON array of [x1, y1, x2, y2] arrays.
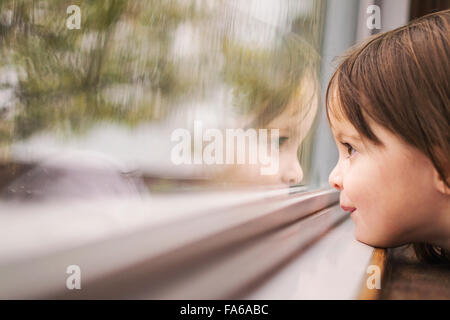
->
[[0, 0, 325, 201]]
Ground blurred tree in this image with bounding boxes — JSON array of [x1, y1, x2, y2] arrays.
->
[[0, 0, 208, 142]]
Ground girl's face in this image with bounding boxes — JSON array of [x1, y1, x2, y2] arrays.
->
[[222, 107, 312, 186], [220, 73, 318, 186], [328, 109, 449, 248]]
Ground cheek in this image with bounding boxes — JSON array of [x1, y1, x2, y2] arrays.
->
[[342, 159, 381, 208], [345, 154, 437, 247], [343, 158, 408, 246]]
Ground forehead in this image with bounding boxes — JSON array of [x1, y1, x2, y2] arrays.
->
[[327, 78, 346, 120], [327, 84, 355, 138]]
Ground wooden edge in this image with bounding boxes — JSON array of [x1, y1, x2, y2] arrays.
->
[[357, 248, 388, 300]]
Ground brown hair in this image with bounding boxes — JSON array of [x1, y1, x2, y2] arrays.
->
[[325, 10, 450, 263]]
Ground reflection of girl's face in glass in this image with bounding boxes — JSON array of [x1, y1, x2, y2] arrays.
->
[[267, 125, 305, 186], [266, 96, 317, 186], [221, 74, 318, 186]]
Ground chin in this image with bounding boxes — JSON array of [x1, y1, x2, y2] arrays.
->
[[351, 212, 389, 247], [353, 222, 382, 247], [354, 228, 405, 248]]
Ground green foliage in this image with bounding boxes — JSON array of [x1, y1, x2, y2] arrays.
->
[[0, 0, 206, 142], [0, 0, 324, 145]]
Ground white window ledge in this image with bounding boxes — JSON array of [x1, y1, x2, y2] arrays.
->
[[0, 187, 375, 299]]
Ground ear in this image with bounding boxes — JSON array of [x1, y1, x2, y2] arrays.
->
[[433, 168, 450, 195]]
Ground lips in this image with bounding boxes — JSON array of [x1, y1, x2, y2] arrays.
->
[[340, 205, 356, 213]]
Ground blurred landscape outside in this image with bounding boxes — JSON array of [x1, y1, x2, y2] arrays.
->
[[0, 0, 325, 200]]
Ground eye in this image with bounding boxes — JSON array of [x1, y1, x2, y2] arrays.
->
[[340, 142, 356, 158], [278, 136, 289, 146]]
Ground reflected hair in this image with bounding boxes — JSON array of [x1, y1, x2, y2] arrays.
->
[[325, 10, 450, 264]]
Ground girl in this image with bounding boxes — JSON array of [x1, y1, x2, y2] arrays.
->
[[326, 9, 449, 263]]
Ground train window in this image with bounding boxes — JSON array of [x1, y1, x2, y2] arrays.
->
[[0, 0, 325, 197]]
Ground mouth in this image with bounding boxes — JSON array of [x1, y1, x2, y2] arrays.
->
[[340, 205, 356, 213]]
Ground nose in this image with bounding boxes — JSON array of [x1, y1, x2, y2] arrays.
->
[[281, 159, 303, 185], [329, 164, 343, 191]]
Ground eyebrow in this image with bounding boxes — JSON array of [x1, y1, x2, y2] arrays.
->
[[332, 130, 361, 142], [328, 113, 362, 142]]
